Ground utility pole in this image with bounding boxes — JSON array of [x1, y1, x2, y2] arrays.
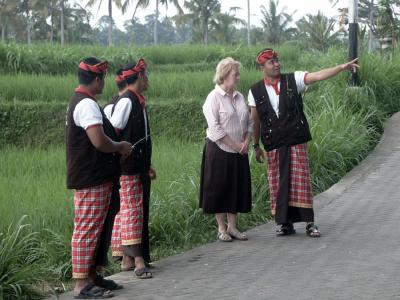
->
[[348, 0, 359, 85]]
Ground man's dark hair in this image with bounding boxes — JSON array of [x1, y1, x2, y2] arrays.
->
[[123, 61, 141, 85], [78, 57, 105, 85], [116, 68, 127, 91]]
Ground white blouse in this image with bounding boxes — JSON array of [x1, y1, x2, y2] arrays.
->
[[203, 85, 253, 153]]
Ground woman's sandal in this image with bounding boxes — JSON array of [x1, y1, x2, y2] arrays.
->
[[227, 228, 248, 240], [94, 275, 123, 290], [134, 267, 153, 279], [217, 231, 233, 242], [276, 224, 296, 236], [306, 223, 321, 238], [74, 282, 113, 299]]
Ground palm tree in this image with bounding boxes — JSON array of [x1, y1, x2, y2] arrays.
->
[[183, 0, 220, 45], [121, 0, 182, 45], [211, 8, 245, 44], [86, 0, 122, 46], [296, 11, 341, 52], [260, 0, 296, 45]]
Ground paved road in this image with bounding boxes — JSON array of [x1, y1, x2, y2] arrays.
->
[[58, 113, 400, 300]]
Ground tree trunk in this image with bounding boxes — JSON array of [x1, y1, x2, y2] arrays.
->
[[204, 18, 208, 45], [247, 0, 250, 46], [50, 9, 54, 43], [61, 0, 65, 46], [368, 0, 374, 52], [26, 4, 31, 45], [1, 25, 5, 42], [108, 0, 113, 46], [154, 0, 159, 44], [27, 19, 31, 44]]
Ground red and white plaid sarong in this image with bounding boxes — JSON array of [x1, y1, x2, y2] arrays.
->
[[71, 181, 113, 279], [266, 143, 313, 215], [111, 175, 143, 257]]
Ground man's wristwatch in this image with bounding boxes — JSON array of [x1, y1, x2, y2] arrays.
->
[[252, 143, 260, 149]]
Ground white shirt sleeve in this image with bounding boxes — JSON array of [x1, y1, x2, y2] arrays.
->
[[294, 71, 308, 93], [110, 98, 132, 130], [73, 98, 103, 130], [103, 104, 113, 120], [247, 89, 256, 107]]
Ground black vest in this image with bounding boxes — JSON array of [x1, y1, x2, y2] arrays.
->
[[106, 95, 119, 107], [250, 73, 312, 151], [114, 90, 152, 175], [66, 92, 120, 189]]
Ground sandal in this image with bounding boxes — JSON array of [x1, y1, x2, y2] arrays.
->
[[94, 275, 123, 291], [306, 223, 321, 238], [74, 282, 114, 299], [217, 231, 232, 242], [134, 267, 153, 279], [227, 228, 248, 240], [276, 224, 296, 236]]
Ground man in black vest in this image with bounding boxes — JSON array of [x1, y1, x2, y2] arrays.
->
[[249, 48, 359, 238], [104, 68, 128, 120], [110, 58, 155, 279], [66, 57, 132, 298]]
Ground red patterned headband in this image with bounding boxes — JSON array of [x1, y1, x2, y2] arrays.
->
[[257, 50, 278, 65], [122, 58, 147, 78], [78, 60, 108, 74]]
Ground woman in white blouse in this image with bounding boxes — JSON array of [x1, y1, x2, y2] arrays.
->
[[200, 57, 253, 242]]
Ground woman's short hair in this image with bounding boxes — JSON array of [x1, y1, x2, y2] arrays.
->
[[213, 57, 241, 85]]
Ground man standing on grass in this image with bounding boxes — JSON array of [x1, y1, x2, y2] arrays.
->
[[110, 58, 156, 279], [66, 57, 132, 298], [249, 48, 359, 237]]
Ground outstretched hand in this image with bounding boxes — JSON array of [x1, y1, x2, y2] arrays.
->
[[341, 58, 360, 73]]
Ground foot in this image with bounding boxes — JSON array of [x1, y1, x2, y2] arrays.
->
[[134, 266, 153, 279], [134, 257, 153, 279], [217, 231, 233, 242], [227, 227, 248, 240], [94, 275, 123, 291], [121, 255, 135, 271], [74, 282, 113, 299], [306, 223, 321, 238], [276, 223, 296, 236]]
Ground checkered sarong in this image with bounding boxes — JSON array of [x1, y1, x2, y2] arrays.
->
[[111, 175, 143, 256], [71, 181, 113, 279], [266, 143, 313, 215]]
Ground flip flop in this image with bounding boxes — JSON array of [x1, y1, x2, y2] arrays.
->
[[306, 223, 321, 238], [134, 267, 153, 279], [94, 275, 123, 290], [74, 282, 113, 299]]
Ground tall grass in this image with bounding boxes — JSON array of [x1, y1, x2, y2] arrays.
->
[[0, 43, 309, 75], [0, 217, 47, 300]]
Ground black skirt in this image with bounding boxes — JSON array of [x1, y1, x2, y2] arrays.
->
[[199, 139, 252, 214]]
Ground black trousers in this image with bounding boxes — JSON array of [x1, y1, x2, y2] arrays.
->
[[94, 179, 120, 267]]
